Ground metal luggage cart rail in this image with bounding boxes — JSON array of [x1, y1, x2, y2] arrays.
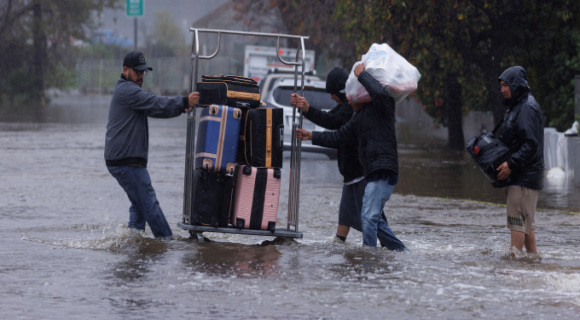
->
[[178, 28, 308, 239]]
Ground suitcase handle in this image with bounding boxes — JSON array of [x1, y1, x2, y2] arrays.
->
[[266, 110, 272, 168], [278, 125, 284, 149], [202, 74, 258, 86], [227, 90, 260, 101]]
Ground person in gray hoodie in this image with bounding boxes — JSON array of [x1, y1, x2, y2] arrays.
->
[[105, 51, 199, 239]]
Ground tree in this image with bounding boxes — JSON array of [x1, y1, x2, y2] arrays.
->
[[0, 0, 120, 105], [334, 0, 580, 142], [234, 0, 580, 146]]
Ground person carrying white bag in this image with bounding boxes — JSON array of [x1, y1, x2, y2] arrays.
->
[[345, 43, 421, 104], [296, 61, 408, 250]]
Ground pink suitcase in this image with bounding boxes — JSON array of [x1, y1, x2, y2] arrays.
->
[[231, 165, 281, 232]]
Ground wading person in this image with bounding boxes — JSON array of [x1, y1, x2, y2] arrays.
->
[[296, 63, 406, 251], [291, 67, 363, 244], [495, 66, 544, 256], [104, 51, 199, 239]]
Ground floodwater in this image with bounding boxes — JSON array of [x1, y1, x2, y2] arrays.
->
[[1, 92, 580, 319]]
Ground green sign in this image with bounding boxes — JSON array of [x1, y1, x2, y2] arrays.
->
[[126, 0, 143, 17]]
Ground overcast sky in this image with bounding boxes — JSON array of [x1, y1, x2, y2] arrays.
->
[[96, 0, 229, 44]]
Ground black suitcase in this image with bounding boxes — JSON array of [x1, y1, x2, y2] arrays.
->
[[237, 107, 284, 168], [465, 131, 511, 187], [186, 169, 235, 227], [198, 74, 261, 109]]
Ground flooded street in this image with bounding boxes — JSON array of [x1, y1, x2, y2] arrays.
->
[[1, 93, 580, 319]]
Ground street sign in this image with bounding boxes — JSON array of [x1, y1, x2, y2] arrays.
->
[[126, 0, 143, 17]]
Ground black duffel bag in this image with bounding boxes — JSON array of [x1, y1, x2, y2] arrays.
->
[[198, 74, 261, 109], [465, 122, 511, 187]]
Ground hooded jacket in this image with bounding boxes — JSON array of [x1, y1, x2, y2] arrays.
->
[[312, 70, 398, 178], [104, 74, 187, 167], [303, 68, 364, 182], [497, 66, 544, 190]]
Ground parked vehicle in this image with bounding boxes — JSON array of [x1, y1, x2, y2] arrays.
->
[[264, 77, 338, 159], [259, 69, 320, 100], [243, 45, 316, 84]]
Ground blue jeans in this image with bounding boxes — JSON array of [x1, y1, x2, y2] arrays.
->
[[107, 166, 173, 238], [361, 178, 406, 250]]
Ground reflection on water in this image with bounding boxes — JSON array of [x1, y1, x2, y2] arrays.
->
[[183, 243, 282, 279], [111, 241, 169, 282]]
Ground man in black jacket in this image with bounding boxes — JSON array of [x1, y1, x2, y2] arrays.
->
[[296, 63, 406, 250], [495, 66, 544, 256]]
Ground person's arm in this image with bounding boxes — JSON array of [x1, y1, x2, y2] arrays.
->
[[355, 65, 396, 125], [306, 102, 352, 130], [291, 93, 352, 129], [185, 92, 199, 112], [299, 115, 355, 149], [358, 71, 389, 97], [127, 85, 198, 118], [356, 64, 394, 109]]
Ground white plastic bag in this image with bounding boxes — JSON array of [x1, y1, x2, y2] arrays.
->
[[345, 43, 421, 104]]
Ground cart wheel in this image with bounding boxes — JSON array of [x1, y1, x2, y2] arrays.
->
[[189, 231, 213, 242], [259, 237, 297, 246]]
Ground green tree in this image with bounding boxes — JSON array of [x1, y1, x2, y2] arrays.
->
[[0, 0, 120, 105], [336, 0, 580, 144], [234, 0, 580, 145]]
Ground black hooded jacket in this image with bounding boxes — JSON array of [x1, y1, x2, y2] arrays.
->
[[497, 66, 544, 190], [312, 70, 398, 178], [303, 68, 364, 182], [304, 99, 363, 182]]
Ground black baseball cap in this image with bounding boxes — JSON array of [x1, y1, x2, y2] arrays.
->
[[123, 51, 153, 71]]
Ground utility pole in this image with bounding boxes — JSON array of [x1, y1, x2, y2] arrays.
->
[[126, 0, 144, 50], [134, 18, 138, 50]]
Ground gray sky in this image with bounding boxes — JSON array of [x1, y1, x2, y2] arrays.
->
[[96, 0, 229, 45]]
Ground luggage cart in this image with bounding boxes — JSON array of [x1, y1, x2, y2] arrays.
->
[[177, 28, 309, 240]]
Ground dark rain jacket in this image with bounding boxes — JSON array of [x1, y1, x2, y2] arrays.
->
[[497, 66, 544, 190], [312, 71, 398, 178], [104, 74, 188, 167], [303, 99, 363, 182]]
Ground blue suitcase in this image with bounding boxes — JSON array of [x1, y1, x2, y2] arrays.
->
[[195, 104, 242, 174]]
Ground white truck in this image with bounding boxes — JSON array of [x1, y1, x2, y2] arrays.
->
[[243, 45, 315, 84]]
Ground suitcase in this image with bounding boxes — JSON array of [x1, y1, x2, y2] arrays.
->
[[198, 74, 261, 108], [186, 169, 235, 228], [231, 165, 281, 232], [237, 107, 284, 168], [195, 104, 242, 174]]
